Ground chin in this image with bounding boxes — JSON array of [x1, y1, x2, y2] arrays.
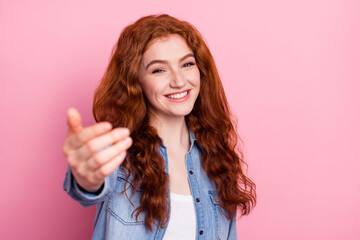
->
[[165, 109, 192, 118], [173, 106, 194, 115]]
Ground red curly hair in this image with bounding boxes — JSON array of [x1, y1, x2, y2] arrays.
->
[[93, 14, 256, 230]]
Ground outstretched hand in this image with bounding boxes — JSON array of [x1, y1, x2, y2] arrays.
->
[[62, 108, 132, 192]]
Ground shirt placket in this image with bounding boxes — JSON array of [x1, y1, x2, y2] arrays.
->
[[186, 150, 206, 239]]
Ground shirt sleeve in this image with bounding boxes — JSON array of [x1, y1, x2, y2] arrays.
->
[[62, 165, 117, 207]]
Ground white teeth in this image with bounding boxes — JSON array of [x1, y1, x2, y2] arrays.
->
[[167, 91, 188, 99]]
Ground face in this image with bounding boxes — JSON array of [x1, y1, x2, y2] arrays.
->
[[139, 34, 200, 122]]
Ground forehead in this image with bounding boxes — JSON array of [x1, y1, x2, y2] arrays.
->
[[142, 34, 193, 62]]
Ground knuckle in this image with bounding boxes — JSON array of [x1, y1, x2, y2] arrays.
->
[[76, 165, 88, 178], [75, 132, 86, 144], [67, 160, 75, 169], [98, 168, 108, 178], [93, 154, 104, 166], [86, 140, 98, 153], [66, 154, 77, 167], [62, 140, 74, 156]]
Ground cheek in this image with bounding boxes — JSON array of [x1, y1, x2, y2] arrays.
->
[[143, 87, 154, 99], [142, 81, 164, 99], [190, 68, 201, 87], [140, 81, 153, 100]]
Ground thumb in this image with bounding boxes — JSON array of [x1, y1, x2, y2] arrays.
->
[[67, 108, 83, 136]]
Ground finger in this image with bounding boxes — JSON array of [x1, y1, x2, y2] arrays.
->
[[94, 151, 127, 180], [66, 108, 83, 136], [86, 136, 132, 171], [63, 121, 113, 153], [74, 128, 130, 162]]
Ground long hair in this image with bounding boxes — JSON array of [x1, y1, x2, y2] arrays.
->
[[93, 14, 256, 230]]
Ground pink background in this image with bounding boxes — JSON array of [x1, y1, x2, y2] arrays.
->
[[1, 0, 359, 239]]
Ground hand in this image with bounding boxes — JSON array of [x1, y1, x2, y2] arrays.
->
[[62, 108, 132, 192]]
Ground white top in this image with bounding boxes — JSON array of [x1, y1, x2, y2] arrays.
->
[[162, 192, 197, 240]]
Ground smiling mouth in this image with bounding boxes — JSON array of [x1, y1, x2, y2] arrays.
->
[[165, 90, 189, 99]]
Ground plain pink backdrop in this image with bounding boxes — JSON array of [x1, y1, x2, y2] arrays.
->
[[1, 0, 359, 239]]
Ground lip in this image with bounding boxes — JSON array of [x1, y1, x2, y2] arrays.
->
[[164, 89, 191, 103], [164, 89, 190, 96]]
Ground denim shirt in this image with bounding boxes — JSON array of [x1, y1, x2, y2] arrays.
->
[[63, 130, 237, 240]]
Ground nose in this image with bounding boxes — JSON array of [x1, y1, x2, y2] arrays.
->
[[169, 69, 186, 88]]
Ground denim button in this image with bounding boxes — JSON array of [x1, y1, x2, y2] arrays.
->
[[196, 198, 200, 202], [199, 230, 204, 235]]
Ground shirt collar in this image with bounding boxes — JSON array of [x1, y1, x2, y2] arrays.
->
[[189, 127, 197, 145], [189, 128, 204, 153]]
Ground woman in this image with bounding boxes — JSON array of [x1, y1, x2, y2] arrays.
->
[[63, 14, 256, 240]]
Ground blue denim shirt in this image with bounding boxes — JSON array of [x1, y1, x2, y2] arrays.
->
[[63, 129, 237, 240]]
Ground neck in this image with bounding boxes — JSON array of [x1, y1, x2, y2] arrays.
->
[[150, 114, 190, 150]]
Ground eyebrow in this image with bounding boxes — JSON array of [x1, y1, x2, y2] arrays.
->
[[145, 53, 195, 70]]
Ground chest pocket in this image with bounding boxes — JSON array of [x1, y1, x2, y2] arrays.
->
[[209, 191, 230, 240], [107, 172, 146, 225]]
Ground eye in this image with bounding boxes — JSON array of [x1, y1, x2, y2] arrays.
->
[[152, 68, 165, 74], [183, 62, 195, 67]]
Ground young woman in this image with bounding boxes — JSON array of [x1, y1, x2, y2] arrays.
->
[[62, 14, 256, 240]]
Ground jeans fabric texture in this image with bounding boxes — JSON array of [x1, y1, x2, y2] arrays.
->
[[63, 129, 237, 240]]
